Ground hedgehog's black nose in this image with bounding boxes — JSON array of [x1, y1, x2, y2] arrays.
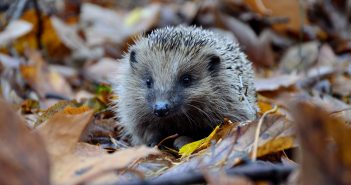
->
[[153, 102, 169, 117]]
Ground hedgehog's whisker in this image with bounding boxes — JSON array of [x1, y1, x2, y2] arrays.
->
[[187, 103, 217, 125], [181, 108, 198, 128], [188, 100, 222, 122]]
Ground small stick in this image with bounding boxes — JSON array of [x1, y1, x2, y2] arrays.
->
[[156, 133, 178, 148], [251, 105, 278, 161], [329, 107, 351, 115]]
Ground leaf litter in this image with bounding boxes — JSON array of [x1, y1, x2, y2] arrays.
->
[[1, 0, 351, 185]]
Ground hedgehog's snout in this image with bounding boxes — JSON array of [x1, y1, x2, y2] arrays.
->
[[153, 101, 170, 117]]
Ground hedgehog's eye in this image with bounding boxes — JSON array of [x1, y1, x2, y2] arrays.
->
[[181, 74, 192, 87], [146, 78, 153, 88], [130, 50, 138, 69], [207, 54, 220, 71]]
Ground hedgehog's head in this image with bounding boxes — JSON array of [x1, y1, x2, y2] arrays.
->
[[124, 27, 223, 119]]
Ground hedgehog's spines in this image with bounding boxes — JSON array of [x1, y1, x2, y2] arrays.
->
[[113, 26, 257, 145]]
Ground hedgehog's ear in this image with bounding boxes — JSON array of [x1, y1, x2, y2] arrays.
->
[[207, 54, 221, 71], [129, 50, 137, 68]]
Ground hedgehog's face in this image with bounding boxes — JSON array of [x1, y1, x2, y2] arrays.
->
[[127, 44, 221, 119]]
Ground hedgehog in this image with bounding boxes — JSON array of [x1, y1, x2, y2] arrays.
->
[[113, 26, 257, 146]]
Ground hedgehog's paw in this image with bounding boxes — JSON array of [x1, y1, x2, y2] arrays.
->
[[142, 130, 163, 147]]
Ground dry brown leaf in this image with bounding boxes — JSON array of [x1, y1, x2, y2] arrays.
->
[[245, 0, 307, 33], [56, 145, 157, 185], [80, 3, 160, 47], [332, 75, 351, 97], [80, 3, 125, 46], [11, 9, 70, 58], [36, 106, 157, 184], [36, 110, 94, 160], [317, 44, 338, 66], [51, 16, 103, 61], [219, 14, 274, 67], [255, 74, 300, 91], [293, 101, 351, 185], [0, 99, 50, 185], [84, 57, 121, 83], [279, 41, 320, 73], [20, 49, 73, 99]]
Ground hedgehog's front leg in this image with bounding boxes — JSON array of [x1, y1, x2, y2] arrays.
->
[[134, 124, 163, 147]]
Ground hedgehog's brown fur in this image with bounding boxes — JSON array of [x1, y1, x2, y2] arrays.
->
[[112, 26, 257, 146]]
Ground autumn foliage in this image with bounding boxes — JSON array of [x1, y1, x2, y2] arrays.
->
[[1, 0, 351, 185]]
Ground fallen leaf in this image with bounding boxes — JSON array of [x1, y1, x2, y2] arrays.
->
[[0, 20, 32, 45], [255, 74, 300, 91], [256, 136, 294, 157], [20, 49, 73, 99], [219, 14, 274, 67], [80, 3, 160, 48], [257, 95, 273, 113], [123, 4, 161, 37], [245, 0, 308, 33], [179, 125, 220, 158], [84, 57, 120, 83], [332, 75, 351, 97], [63, 105, 91, 115], [159, 114, 295, 179], [36, 105, 158, 184], [11, 9, 70, 58], [51, 16, 103, 61], [37, 110, 94, 159], [80, 3, 124, 46], [0, 99, 50, 185], [0, 53, 23, 69], [293, 101, 351, 185], [35, 100, 77, 126], [279, 41, 320, 73], [21, 99, 40, 114]]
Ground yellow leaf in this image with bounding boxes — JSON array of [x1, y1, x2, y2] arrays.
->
[[257, 100, 273, 113], [0, 9, 70, 57], [21, 99, 40, 113], [63, 106, 90, 115], [255, 136, 295, 157], [179, 125, 219, 157], [19, 65, 37, 81], [124, 8, 142, 26]]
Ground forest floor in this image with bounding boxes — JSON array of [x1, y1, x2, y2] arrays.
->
[[1, 0, 351, 185]]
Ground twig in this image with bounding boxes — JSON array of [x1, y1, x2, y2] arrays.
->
[[329, 107, 351, 115], [251, 105, 278, 161], [156, 133, 178, 148]]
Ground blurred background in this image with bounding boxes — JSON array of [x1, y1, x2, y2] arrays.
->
[[2, 1, 351, 184], [1, 0, 351, 128]]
